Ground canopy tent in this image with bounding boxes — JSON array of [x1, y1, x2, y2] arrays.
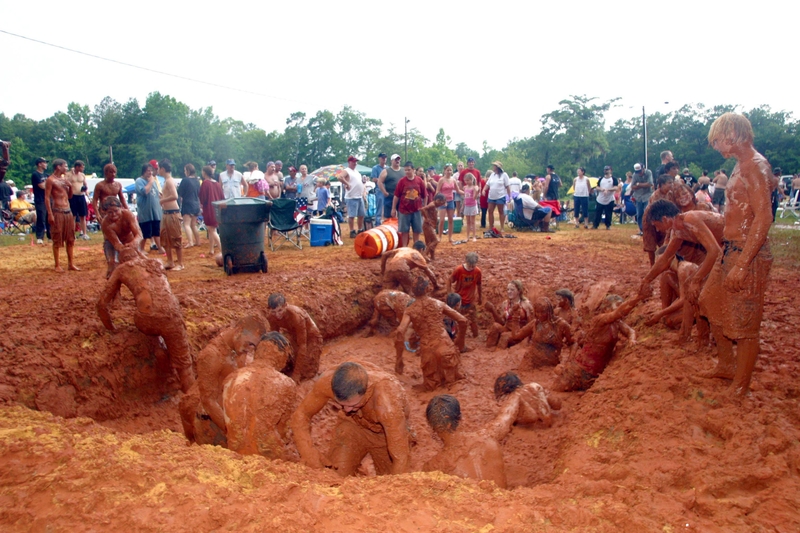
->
[[567, 177, 599, 195]]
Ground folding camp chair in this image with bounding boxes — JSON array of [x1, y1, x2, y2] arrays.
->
[[268, 198, 302, 251], [2, 208, 33, 235], [778, 189, 799, 219], [509, 197, 539, 231]]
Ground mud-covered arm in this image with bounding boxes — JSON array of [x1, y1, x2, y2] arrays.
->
[[381, 249, 398, 275], [618, 320, 636, 345], [198, 346, 228, 432], [289, 375, 334, 469], [597, 295, 642, 327], [408, 258, 439, 289], [558, 319, 574, 345], [510, 319, 536, 344], [97, 271, 123, 330], [394, 312, 412, 374], [485, 394, 521, 442], [640, 235, 683, 289], [484, 300, 504, 325], [376, 387, 411, 474], [101, 218, 125, 252]]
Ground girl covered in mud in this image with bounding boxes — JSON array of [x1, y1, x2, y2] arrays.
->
[[484, 280, 534, 349], [509, 296, 574, 367]]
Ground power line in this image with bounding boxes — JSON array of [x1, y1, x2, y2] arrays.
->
[[0, 28, 312, 107]]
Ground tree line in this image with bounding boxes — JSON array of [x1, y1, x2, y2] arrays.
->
[[1, 93, 798, 189]]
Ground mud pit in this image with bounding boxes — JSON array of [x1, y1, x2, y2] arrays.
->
[[1, 227, 799, 532]]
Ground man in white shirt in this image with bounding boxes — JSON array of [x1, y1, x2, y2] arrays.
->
[[517, 183, 553, 232], [221, 159, 248, 199], [508, 171, 522, 195], [338, 155, 365, 238]]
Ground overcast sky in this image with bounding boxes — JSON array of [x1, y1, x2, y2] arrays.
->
[[2, 0, 798, 154]]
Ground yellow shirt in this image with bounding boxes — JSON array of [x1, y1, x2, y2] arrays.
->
[[10, 198, 33, 220]]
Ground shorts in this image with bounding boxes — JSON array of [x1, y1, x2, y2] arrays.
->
[[463, 205, 479, 216], [50, 209, 75, 248], [139, 220, 161, 240], [488, 197, 506, 205], [103, 239, 118, 263], [346, 198, 366, 218], [160, 212, 183, 250], [438, 200, 456, 211], [69, 195, 88, 217], [531, 206, 551, 221], [712, 188, 726, 206], [453, 192, 462, 202], [19, 212, 36, 224], [699, 240, 772, 339], [398, 211, 422, 234]]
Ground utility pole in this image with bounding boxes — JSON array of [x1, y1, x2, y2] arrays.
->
[[404, 117, 410, 162]]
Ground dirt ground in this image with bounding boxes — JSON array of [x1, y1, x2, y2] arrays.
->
[[1, 223, 799, 532]]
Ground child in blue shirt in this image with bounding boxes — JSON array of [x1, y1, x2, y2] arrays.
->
[[315, 179, 330, 216]]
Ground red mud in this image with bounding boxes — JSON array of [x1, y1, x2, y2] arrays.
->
[[1, 227, 799, 532]]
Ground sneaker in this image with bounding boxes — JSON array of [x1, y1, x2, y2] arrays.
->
[[349, 230, 357, 238], [36, 239, 44, 245], [150, 244, 158, 251], [82, 234, 91, 240]]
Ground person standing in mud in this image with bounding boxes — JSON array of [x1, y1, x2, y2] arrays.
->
[[289, 361, 411, 476], [510, 297, 574, 367], [380, 242, 439, 294], [395, 277, 467, 389], [419, 193, 446, 261], [179, 315, 268, 446], [44, 159, 79, 272], [222, 332, 299, 459], [552, 293, 641, 392], [698, 113, 775, 397], [100, 196, 142, 278], [266, 293, 323, 382], [97, 247, 195, 393], [447, 252, 482, 338], [158, 160, 184, 271]]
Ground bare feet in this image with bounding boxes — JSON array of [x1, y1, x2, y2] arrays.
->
[[68, 264, 81, 271], [699, 365, 735, 380], [182, 243, 193, 249], [54, 266, 65, 273], [164, 263, 175, 270], [173, 265, 184, 271]]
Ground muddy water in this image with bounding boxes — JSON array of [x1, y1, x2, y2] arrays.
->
[[1, 230, 799, 531]]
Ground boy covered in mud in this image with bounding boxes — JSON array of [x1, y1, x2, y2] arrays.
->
[[380, 241, 439, 294], [698, 113, 775, 396], [222, 332, 298, 459], [178, 315, 268, 445], [266, 292, 323, 382], [100, 196, 143, 279], [289, 361, 411, 476], [366, 289, 412, 336], [493, 372, 561, 428], [447, 251, 482, 338], [44, 158, 79, 272], [419, 193, 446, 261], [395, 277, 467, 389], [97, 247, 195, 393]]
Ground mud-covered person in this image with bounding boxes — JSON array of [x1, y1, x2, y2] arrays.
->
[[484, 280, 534, 349], [100, 196, 143, 278], [380, 241, 439, 294], [266, 293, 323, 382], [223, 332, 298, 459], [97, 247, 195, 393], [366, 289, 413, 337], [179, 315, 267, 446], [698, 113, 776, 396], [395, 277, 467, 388], [289, 361, 411, 477], [419, 193, 446, 261], [493, 372, 561, 428], [66, 160, 90, 239], [157, 160, 184, 270], [447, 251, 482, 338], [511, 297, 574, 368], [45, 158, 80, 272], [554, 288, 577, 325], [92, 163, 130, 264]]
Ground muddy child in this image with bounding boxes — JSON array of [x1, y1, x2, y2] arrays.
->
[[366, 289, 412, 336], [266, 293, 323, 382], [511, 297, 574, 368], [380, 242, 439, 294], [419, 193, 446, 261], [158, 160, 184, 271], [493, 372, 561, 428], [100, 196, 142, 278], [485, 280, 534, 349]]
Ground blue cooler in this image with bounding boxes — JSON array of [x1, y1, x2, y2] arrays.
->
[[310, 218, 333, 246]]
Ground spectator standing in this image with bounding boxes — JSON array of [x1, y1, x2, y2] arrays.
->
[[243, 162, 265, 199], [712, 169, 728, 215], [392, 161, 427, 247], [284, 166, 299, 200], [508, 171, 522, 194], [630, 163, 654, 234], [158, 160, 184, 270], [378, 154, 403, 220], [592, 166, 618, 230], [458, 158, 481, 216], [461, 173, 480, 242], [298, 164, 315, 210], [435, 163, 460, 244], [655, 150, 674, 181], [0, 141, 10, 200], [681, 168, 697, 189], [264, 162, 282, 200], [696, 170, 711, 192], [572, 167, 591, 229], [45, 159, 79, 272], [178, 163, 201, 248], [135, 163, 164, 254], [274, 161, 284, 180], [371, 153, 387, 225], [338, 155, 365, 238], [482, 161, 511, 232], [66, 160, 90, 239], [221, 159, 247, 199], [315, 179, 331, 215], [544, 165, 561, 201], [31, 156, 50, 244], [206, 160, 220, 181], [199, 165, 223, 256]]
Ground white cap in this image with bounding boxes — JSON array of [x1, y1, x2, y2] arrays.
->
[[390, 153, 401, 161], [633, 163, 642, 171]]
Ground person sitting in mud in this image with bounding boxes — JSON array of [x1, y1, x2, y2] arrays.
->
[[395, 277, 467, 389], [484, 280, 534, 349], [222, 331, 298, 459], [178, 315, 268, 446], [639, 199, 724, 312], [419, 193, 446, 261], [366, 289, 413, 336], [554, 288, 577, 325], [509, 297, 574, 367], [289, 361, 411, 477], [380, 241, 439, 294], [552, 293, 641, 392], [97, 247, 195, 393], [266, 292, 323, 382], [493, 371, 561, 428], [100, 196, 143, 279], [446, 251, 482, 338]]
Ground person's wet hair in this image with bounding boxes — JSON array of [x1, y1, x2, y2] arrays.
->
[[257, 331, 295, 376], [412, 276, 429, 297], [509, 280, 526, 300], [646, 199, 680, 224], [708, 112, 754, 147], [554, 288, 574, 308], [159, 159, 172, 174], [332, 362, 368, 402], [533, 297, 555, 320], [101, 196, 122, 210], [434, 193, 446, 203], [426, 394, 461, 433], [413, 240, 426, 252], [656, 174, 674, 188], [494, 372, 523, 399], [465, 251, 479, 266], [599, 294, 624, 312], [446, 292, 462, 308], [268, 293, 286, 309]]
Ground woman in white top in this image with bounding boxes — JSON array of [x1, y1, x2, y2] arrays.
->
[[481, 161, 512, 233], [572, 167, 591, 228]]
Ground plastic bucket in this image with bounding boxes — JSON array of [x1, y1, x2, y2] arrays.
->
[[354, 219, 400, 259]]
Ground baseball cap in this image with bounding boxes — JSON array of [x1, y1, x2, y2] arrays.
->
[[467, 157, 475, 163], [378, 153, 387, 159], [427, 166, 436, 171], [149, 159, 159, 168], [35, 157, 48, 165], [633, 163, 642, 171], [207, 160, 216, 166], [226, 159, 236, 165], [603, 165, 612, 171], [390, 153, 401, 161], [347, 155, 359, 162]]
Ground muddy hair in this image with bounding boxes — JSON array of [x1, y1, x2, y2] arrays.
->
[[332, 362, 368, 402], [426, 394, 461, 433], [494, 372, 523, 400], [708, 112, 754, 147], [656, 174, 674, 188], [646, 199, 680, 224], [268, 293, 286, 309], [259, 331, 295, 376], [101, 196, 121, 210], [434, 193, 446, 203], [554, 288, 574, 308], [509, 280, 527, 301], [413, 240, 426, 252], [533, 297, 555, 321], [599, 294, 624, 312], [446, 292, 462, 308], [412, 276, 429, 297]]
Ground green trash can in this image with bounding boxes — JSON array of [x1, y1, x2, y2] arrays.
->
[[213, 197, 271, 276]]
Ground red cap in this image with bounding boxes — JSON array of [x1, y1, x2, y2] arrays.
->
[[347, 155, 359, 163], [149, 159, 158, 168]]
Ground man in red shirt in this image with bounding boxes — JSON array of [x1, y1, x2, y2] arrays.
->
[[458, 157, 483, 217], [447, 251, 482, 338], [391, 161, 427, 247]]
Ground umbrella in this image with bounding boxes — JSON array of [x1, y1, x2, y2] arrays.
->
[[309, 164, 373, 181], [567, 177, 599, 195]]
